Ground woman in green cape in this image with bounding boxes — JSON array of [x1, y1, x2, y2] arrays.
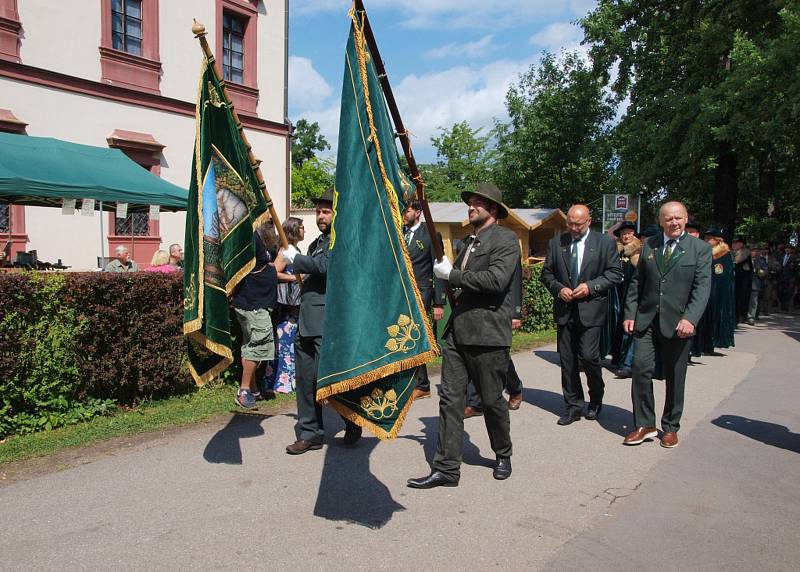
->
[[699, 228, 736, 353]]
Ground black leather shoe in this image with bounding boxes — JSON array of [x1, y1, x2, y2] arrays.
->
[[585, 404, 602, 421], [493, 456, 512, 480], [343, 425, 362, 446], [407, 471, 459, 489], [557, 414, 581, 426]]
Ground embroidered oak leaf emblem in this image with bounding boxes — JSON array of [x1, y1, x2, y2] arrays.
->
[[384, 314, 420, 353], [360, 387, 399, 420]]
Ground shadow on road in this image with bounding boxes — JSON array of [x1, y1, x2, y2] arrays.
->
[[521, 387, 633, 437], [400, 415, 495, 469], [313, 408, 404, 529], [203, 412, 272, 465], [711, 414, 800, 454]]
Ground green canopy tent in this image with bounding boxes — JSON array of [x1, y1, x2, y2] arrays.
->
[[0, 131, 188, 266]]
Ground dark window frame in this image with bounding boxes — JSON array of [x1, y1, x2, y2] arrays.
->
[[0, 203, 9, 234], [222, 11, 245, 84], [111, 0, 143, 56]]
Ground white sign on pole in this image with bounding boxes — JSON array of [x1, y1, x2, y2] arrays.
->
[[81, 198, 95, 216], [61, 198, 76, 215], [116, 203, 128, 219], [149, 204, 160, 221]]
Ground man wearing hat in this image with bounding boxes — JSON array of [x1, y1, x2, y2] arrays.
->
[[731, 236, 753, 323], [609, 220, 641, 377], [747, 243, 769, 325], [282, 188, 362, 454], [541, 205, 622, 425], [408, 183, 520, 488], [685, 219, 701, 238]]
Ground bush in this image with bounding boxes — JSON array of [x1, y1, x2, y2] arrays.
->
[[0, 272, 192, 438], [521, 263, 555, 332]]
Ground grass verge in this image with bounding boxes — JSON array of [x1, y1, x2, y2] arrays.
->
[[0, 329, 556, 466], [0, 385, 293, 466]]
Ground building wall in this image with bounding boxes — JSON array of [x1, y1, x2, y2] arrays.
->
[[1, 0, 289, 270]]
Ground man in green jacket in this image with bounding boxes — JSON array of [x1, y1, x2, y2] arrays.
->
[[622, 201, 712, 449]]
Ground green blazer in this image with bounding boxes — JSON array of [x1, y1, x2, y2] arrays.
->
[[623, 232, 712, 338]]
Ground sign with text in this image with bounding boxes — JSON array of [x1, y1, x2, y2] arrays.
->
[[602, 194, 640, 234]]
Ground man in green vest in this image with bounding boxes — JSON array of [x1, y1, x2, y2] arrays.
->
[[622, 201, 712, 448]]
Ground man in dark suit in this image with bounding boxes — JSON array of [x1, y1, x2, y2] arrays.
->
[[402, 200, 446, 400], [282, 188, 361, 454], [408, 183, 519, 489], [541, 205, 623, 425], [622, 201, 712, 449]]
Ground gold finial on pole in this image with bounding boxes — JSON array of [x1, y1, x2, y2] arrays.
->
[[192, 19, 206, 37]]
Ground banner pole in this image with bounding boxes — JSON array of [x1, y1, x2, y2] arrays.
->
[[192, 21, 291, 253], [352, 1, 455, 307]]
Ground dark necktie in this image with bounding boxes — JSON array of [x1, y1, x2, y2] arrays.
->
[[404, 227, 412, 245], [570, 239, 580, 286], [664, 239, 676, 266]]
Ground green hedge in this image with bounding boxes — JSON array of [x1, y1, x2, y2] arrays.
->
[[521, 263, 556, 332], [0, 272, 193, 438]]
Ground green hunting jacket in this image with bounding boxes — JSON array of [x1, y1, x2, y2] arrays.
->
[[624, 232, 712, 338]]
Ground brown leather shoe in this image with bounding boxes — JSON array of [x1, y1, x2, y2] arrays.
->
[[507, 392, 523, 410], [660, 431, 679, 448], [464, 406, 483, 418], [285, 439, 323, 455], [622, 426, 658, 445], [412, 388, 431, 400]]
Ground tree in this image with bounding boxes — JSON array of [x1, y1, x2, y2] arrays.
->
[[291, 157, 335, 209], [418, 121, 496, 202], [291, 119, 330, 168], [493, 51, 616, 210], [581, 0, 800, 237]]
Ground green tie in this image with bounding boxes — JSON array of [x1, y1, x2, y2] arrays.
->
[[664, 239, 676, 267], [571, 239, 580, 286]]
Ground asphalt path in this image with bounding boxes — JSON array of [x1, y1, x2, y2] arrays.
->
[[1, 316, 797, 571]]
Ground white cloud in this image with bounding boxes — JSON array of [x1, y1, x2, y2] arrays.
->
[[289, 56, 333, 110], [426, 35, 497, 60], [529, 22, 584, 53], [294, 0, 598, 30]]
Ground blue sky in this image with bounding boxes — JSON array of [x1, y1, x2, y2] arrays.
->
[[289, 1, 597, 162]]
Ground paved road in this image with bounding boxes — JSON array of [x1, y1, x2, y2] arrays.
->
[[0, 316, 797, 571]]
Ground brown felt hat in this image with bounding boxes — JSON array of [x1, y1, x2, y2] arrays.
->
[[461, 182, 510, 219]]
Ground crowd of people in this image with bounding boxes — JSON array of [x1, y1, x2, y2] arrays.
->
[[102, 243, 183, 273]]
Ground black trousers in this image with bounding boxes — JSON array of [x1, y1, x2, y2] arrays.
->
[[432, 333, 512, 479], [557, 314, 604, 417], [413, 287, 433, 391], [466, 359, 523, 409], [631, 320, 691, 432], [295, 335, 357, 442]]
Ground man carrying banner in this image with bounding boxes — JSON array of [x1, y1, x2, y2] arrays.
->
[[283, 188, 362, 454], [408, 183, 519, 489]]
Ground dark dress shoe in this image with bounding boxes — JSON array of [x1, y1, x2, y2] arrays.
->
[[407, 471, 459, 489], [286, 439, 323, 455], [493, 456, 512, 480], [343, 425, 362, 446], [557, 414, 581, 426], [585, 404, 602, 421], [464, 406, 483, 418], [507, 392, 523, 410]]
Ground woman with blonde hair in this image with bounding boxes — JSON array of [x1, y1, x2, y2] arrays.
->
[[145, 249, 178, 273]]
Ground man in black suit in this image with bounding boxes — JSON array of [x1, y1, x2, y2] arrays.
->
[[541, 205, 623, 425], [282, 188, 361, 454], [402, 200, 446, 400], [408, 183, 519, 489], [622, 201, 712, 449]]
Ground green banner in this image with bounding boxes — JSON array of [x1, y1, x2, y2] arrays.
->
[[183, 60, 269, 385], [316, 12, 438, 439]]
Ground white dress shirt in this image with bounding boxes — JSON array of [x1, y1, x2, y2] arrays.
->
[[573, 230, 590, 272]]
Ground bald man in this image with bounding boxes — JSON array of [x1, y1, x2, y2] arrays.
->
[[622, 201, 711, 448], [541, 205, 623, 425]]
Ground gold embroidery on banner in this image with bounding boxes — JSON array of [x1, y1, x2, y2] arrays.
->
[[329, 186, 339, 250], [207, 81, 226, 108], [360, 388, 399, 420], [184, 272, 197, 312], [385, 314, 420, 353]]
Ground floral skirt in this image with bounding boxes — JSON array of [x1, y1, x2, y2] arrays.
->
[[262, 308, 298, 393]]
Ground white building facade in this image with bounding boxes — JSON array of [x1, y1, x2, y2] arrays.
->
[[0, 0, 290, 269]]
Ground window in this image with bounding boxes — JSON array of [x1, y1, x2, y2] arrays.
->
[[111, 0, 143, 56], [223, 12, 245, 84], [114, 212, 150, 236], [0, 203, 9, 233]]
